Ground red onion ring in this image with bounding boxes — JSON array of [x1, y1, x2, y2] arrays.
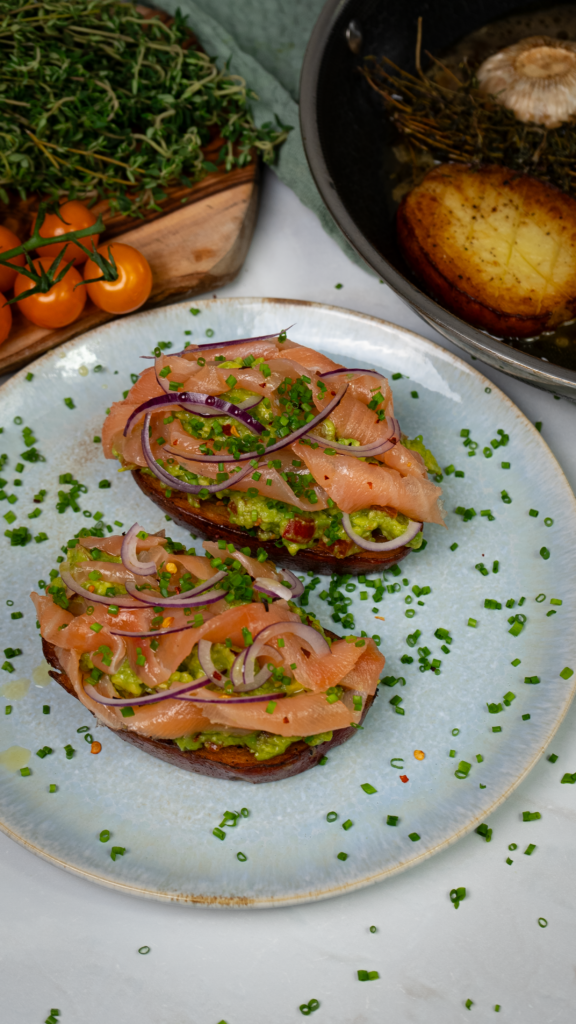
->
[[175, 690, 287, 705], [341, 513, 422, 551], [253, 578, 293, 601], [278, 569, 304, 599], [142, 413, 254, 495], [60, 570, 145, 609], [304, 416, 399, 458], [172, 385, 348, 464], [109, 620, 203, 638], [125, 574, 226, 607], [174, 327, 295, 357], [198, 639, 228, 685], [120, 522, 157, 576], [124, 391, 266, 438], [85, 676, 210, 707], [243, 621, 330, 688], [319, 368, 388, 381]]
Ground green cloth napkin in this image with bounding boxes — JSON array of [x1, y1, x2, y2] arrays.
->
[[159, 0, 370, 269]]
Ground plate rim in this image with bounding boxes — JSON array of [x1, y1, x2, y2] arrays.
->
[[1, 295, 575, 908]]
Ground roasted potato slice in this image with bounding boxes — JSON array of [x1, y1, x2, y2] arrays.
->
[[397, 163, 576, 338]]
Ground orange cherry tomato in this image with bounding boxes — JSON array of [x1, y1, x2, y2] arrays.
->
[[0, 225, 25, 293], [0, 293, 12, 346], [33, 200, 99, 266], [15, 257, 86, 329], [83, 242, 152, 314]]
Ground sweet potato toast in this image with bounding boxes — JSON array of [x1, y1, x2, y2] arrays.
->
[[397, 163, 576, 338], [42, 637, 376, 783], [133, 468, 413, 575]]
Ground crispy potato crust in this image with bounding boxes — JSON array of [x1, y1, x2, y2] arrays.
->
[[397, 163, 576, 337]]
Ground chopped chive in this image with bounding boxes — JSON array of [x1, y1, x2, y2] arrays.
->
[[560, 667, 574, 680], [522, 714, 531, 721], [386, 815, 399, 826], [361, 783, 377, 794], [408, 832, 420, 841], [337, 852, 348, 861], [110, 846, 125, 861], [524, 844, 536, 856], [326, 811, 338, 822], [342, 819, 353, 831]]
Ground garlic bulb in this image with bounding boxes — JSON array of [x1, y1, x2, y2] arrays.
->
[[477, 35, 576, 128]]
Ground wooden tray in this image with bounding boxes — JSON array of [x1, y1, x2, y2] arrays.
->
[[0, 5, 260, 377]]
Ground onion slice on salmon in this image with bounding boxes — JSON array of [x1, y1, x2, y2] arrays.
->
[[341, 512, 422, 551], [174, 327, 295, 357], [120, 522, 157, 576], [125, 573, 226, 607], [244, 621, 330, 689], [305, 415, 399, 457], [168, 385, 348, 464], [142, 412, 254, 495], [60, 570, 144, 609], [85, 675, 210, 707]]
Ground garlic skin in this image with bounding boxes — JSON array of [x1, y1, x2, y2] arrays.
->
[[477, 35, 576, 128]]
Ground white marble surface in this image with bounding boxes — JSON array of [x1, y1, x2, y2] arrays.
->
[[2, 169, 576, 1024]]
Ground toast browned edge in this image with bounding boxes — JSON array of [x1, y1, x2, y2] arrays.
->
[[42, 636, 376, 784], [396, 189, 553, 340], [132, 468, 413, 575]]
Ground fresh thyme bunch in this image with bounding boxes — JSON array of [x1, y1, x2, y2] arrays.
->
[[0, 0, 289, 215]]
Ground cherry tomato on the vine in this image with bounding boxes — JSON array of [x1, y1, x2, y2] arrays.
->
[[33, 200, 100, 266], [0, 225, 25, 293], [83, 242, 152, 314], [0, 293, 12, 346], [15, 258, 86, 329]]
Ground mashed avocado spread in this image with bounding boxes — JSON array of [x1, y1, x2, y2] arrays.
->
[[175, 729, 333, 760]]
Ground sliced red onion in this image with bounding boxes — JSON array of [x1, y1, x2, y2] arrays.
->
[[60, 570, 145, 609], [243, 621, 330, 689], [341, 513, 422, 551], [319, 368, 388, 381], [228, 645, 280, 692], [174, 328, 295, 356], [278, 568, 304, 598], [231, 649, 246, 689], [124, 391, 266, 438], [305, 416, 399, 458], [120, 522, 157, 576], [85, 676, 209, 707], [253, 577, 293, 601], [176, 690, 287, 705], [197, 639, 228, 685], [142, 413, 254, 495], [237, 395, 263, 411], [174, 385, 348, 463], [125, 574, 226, 607], [109, 621, 202, 638]]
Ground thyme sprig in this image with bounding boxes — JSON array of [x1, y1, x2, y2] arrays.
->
[[0, 0, 289, 216], [363, 54, 576, 200]]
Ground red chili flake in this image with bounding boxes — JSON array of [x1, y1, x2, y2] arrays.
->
[[282, 517, 315, 542], [399, 775, 409, 783]]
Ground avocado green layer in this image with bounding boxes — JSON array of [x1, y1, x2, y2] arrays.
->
[[175, 729, 333, 761]]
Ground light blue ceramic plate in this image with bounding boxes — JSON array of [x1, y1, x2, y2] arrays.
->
[[1, 298, 575, 907]]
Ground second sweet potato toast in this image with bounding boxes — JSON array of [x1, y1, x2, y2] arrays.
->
[[102, 332, 444, 574]]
